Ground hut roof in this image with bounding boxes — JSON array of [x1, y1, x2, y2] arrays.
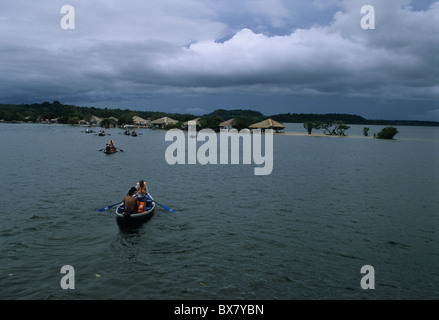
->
[[150, 117, 178, 124], [219, 118, 235, 127], [90, 115, 103, 123], [132, 116, 148, 123], [249, 118, 286, 129], [183, 118, 201, 126]]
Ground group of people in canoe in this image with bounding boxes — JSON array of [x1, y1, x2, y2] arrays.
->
[[104, 140, 116, 153], [123, 180, 149, 214], [124, 129, 137, 136]]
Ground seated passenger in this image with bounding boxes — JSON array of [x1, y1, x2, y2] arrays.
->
[[108, 140, 115, 152], [136, 180, 148, 197], [123, 187, 138, 214]]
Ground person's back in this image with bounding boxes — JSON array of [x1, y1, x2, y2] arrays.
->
[[123, 187, 138, 213], [136, 180, 148, 195]]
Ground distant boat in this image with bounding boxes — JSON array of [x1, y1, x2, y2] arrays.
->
[[84, 129, 95, 133], [103, 148, 117, 154], [131, 131, 137, 137], [98, 130, 106, 136]]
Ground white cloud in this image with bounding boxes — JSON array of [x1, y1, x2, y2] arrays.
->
[[134, 0, 438, 102], [0, 0, 438, 119]]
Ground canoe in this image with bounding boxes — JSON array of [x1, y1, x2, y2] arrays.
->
[[115, 194, 155, 225], [103, 148, 117, 154]]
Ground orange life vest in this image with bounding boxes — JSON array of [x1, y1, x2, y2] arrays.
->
[[137, 201, 145, 213]]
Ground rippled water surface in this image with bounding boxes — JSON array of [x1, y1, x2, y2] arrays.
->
[[0, 123, 438, 299]]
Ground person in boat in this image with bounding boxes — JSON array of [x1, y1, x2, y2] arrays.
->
[[108, 140, 116, 152], [136, 180, 148, 199], [123, 187, 138, 214], [105, 143, 111, 153]]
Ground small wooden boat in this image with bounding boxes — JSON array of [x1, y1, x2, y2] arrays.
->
[[131, 131, 137, 137], [103, 148, 117, 154], [116, 194, 155, 226], [85, 129, 95, 133]]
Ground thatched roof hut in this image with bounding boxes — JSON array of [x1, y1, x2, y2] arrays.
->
[[90, 115, 103, 124], [150, 117, 178, 125], [219, 118, 235, 129], [249, 118, 286, 132], [150, 117, 178, 128], [181, 118, 201, 130], [132, 116, 149, 125], [183, 118, 201, 126]]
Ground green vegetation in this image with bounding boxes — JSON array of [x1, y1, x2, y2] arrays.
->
[[363, 127, 370, 137], [1, 102, 438, 130], [0, 102, 194, 125], [199, 115, 223, 131], [233, 116, 259, 130], [321, 121, 350, 136], [101, 118, 118, 128], [208, 109, 264, 121], [303, 121, 321, 134], [271, 112, 439, 127], [376, 126, 399, 139], [302, 120, 350, 136]]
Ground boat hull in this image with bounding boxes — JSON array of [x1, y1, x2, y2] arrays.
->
[[115, 195, 155, 226]]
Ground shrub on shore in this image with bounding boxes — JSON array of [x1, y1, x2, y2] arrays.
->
[[377, 126, 399, 139]]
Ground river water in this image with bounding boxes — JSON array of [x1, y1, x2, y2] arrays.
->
[[0, 122, 437, 300]]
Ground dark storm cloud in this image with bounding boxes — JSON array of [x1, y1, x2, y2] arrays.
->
[[0, 0, 438, 119]]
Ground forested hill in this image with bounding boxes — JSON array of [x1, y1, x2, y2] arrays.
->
[[270, 113, 367, 124], [269, 112, 439, 127], [207, 109, 265, 120], [1, 102, 438, 126], [0, 102, 195, 124]]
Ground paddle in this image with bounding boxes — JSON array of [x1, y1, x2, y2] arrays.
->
[[98, 148, 123, 152], [96, 201, 123, 212], [153, 200, 177, 213]]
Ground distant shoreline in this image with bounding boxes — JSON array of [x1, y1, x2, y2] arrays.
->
[[1, 102, 438, 127]]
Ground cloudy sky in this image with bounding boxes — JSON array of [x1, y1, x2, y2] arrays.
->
[[0, 0, 438, 120]]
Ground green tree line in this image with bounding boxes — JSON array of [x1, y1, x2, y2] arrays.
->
[[1, 102, 438, 128]]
